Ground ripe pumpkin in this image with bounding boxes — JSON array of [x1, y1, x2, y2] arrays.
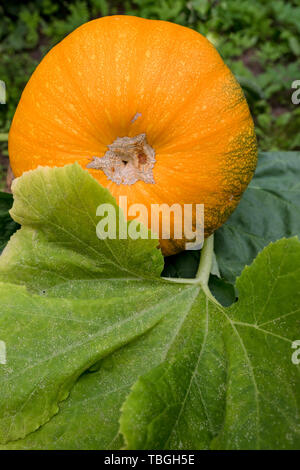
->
[[9, 15, 257, 256]]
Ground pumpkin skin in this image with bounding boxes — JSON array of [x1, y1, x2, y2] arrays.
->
[[9, 15, 257, 256]]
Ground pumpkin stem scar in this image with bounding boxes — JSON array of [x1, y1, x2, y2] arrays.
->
[[86, 133, 156, 185]]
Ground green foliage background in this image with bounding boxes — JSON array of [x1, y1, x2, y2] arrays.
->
[[0, 0, 300, 189]]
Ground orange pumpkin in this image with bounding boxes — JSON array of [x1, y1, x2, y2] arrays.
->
[[9, 15, 257, 256]]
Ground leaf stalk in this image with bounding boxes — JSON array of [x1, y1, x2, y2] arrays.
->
[[162, 234, 218, 302]]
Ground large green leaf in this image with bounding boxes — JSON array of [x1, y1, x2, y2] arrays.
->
[[0, 191, 19, 253], [0, 164, 299, 450], [3, 239, 300, 449], [120, 238, 300, 450]]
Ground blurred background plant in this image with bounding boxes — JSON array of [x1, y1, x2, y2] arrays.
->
[[1, 0, 300, 189]]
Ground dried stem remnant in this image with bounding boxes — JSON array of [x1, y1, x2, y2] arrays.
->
[[87, 133, 156, 185]]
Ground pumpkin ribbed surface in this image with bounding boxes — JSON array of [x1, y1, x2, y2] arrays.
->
[[9, 15, 257, 255]]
